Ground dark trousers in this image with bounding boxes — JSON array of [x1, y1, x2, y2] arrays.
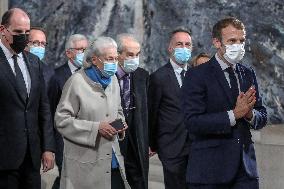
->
[[0, 150, 40, 189], [125, 154, 145, 189], [111, 168, 125, 189], [123, 135, 145, 189], [188, 161, 259, 189], [160, 154, 188, 189], [52, 130, 64, 189]]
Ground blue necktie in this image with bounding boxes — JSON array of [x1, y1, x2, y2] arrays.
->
[[111, 149, 119, 169]]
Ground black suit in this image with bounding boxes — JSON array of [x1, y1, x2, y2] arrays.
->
[[48, 63, 72, 189], [182, 57, 267, 189], [148, 62, 190, 189], [117, 68, 149, 189], [41, 63, 54, 90], [0, 48, 55, 188]]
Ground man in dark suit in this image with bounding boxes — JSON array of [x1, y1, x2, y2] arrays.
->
[[0, 8, 55, 189], [116, 33, 149, 189], [48, 34, 88, 189], [25, 27, 54, 89], [148, 27, 192, 189], [182, 17, 267, 189]]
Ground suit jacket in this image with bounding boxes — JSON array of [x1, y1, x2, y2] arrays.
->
[[148, 62, 189, 159], [41, 63, 54, 91], [117, 67, 149, 189], [182, 56, 267, 184], [0, 48, 55, 170], [48, 63, 72, 122], [55, 70, 130, 189]]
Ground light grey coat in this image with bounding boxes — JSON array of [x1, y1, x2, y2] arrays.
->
[[55, 69, 130, 189]]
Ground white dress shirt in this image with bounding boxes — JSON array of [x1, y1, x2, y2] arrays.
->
[[170, 59, 188, 87], [68, 60, 79, 74], [0, 41, 31, 95]]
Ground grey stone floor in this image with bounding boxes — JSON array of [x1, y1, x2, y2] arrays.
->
[[41, 154, 165, 189], [42, 125, 284, 189]]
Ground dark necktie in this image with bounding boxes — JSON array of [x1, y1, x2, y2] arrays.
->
[[226, 67, 239, 103], [122, 74, 131, 115], [12, 55, 27, 100], [181, 69, 186, 85]]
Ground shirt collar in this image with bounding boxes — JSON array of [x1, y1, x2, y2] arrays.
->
[[169, 58, 188, 74], [116, 65, 128, 80], [68, 60, 79, 74], [215, 53, 236, 71], [0, 40, 23, 59]]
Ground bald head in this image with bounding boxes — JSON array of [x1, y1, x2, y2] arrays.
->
[[0, 8, 30, 54], [1, 8, 30, 27]]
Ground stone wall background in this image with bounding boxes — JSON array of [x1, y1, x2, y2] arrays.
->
[[9, 0, 284, 124]]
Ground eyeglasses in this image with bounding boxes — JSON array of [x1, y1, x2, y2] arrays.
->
[[69, 48, 86, 53], [29, 40, 48, 47]]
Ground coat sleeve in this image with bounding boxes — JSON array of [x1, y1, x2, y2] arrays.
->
[[113, 77, 126, 140], [148, 73, 163, 151], [38, 58, 56, 153], [182, 69, 232, 136], [47, 74, 62, 130], [55, 76, 100, 148], [249, 68, 267, 130]]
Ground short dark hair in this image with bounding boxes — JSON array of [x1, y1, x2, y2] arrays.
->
[[169, 26, 192, 40], [30, 26, 47, 36], [212, 17, 245, 41], [1, 9, 15, 26]]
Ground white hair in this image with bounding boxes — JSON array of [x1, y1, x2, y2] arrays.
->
[[83, 36, 117, 68], [116, 33, 140, 53], [65, 34, 88, 50]]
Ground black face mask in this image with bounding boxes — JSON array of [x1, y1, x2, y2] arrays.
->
[[10, 34, 29, 54]]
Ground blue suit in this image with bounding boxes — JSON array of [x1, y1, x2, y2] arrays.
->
[[182, 56, 267, 186]]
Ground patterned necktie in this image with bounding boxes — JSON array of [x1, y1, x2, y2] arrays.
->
[[180, 69, 186, 85], [12, 55, 27, 100], [122, 74, 131, 115], [226, 67, 239, 103]]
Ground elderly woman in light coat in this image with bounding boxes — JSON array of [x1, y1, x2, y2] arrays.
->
[[55, 36, 130, 189]]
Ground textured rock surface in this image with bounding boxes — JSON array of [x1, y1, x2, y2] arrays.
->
[[10, 0, 284, 123]]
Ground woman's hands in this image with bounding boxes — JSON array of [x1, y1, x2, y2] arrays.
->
[[99, 121, 128, 140]]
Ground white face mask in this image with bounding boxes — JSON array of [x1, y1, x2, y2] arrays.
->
[[122, 57, 139, 73], [223, 44, 245, 65]]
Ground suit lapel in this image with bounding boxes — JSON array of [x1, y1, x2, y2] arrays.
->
[[23, 52, 36, 105], [210, 57, 235, 107], [236, 64, 253, 93], [0, 47, 17, 90], [63, 63, 72, 82], [165, 63, 180, 96], [0, 47, 28, 103]]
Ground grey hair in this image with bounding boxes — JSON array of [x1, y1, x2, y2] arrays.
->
[[65, 34, 88, 50], [116, 33, 140, 54], [83, 36, 117, 68]]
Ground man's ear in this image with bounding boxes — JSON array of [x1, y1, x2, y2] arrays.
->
[[92, 56, 99, 66], [168, 44, 174, 55], [212, 38, 222, 49], [65, 49, 70, 58], [0, 25, 5, 34], [117, 53, 123, 63]]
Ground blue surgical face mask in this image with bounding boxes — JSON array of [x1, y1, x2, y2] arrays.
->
[[102, 61, 118, 78], [30, 46, 45, 60], [173, 47, 192, 64], [74, 52, 84, 67], [122, 57, 139, 73]]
